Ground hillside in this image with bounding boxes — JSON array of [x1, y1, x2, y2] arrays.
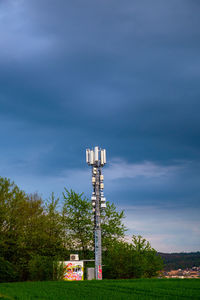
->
[[159, 252, 200, 270]]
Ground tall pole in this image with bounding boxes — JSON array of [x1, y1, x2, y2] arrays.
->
[[86, 146, 106, 280], [94, 165, 101, 280]]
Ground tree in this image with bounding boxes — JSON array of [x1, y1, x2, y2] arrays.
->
[[62, 189, 126, 258], [101, 202, 126, 248], [0, 177, 67, 281], [103, 235, 163, 279], [132, 235, 152, 253], [44, 192, 67, 258], [0, 177, 28, 263], [131, 235, 163, 278], [0, 257, 17, 283], [103, 240, 132, 279], [62, 189, 93, 257], [0, 177, 163, 281]]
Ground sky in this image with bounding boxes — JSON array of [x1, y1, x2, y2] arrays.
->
[[0, 0, 200, 253]]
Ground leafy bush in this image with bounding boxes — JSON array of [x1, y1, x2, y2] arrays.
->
[[52, 261, 65, 281], [0, 257, 17, 282], [103, 236, 163, 279], [28, 255, 53, 281]]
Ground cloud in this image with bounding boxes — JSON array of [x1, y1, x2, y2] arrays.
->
[[0, 0, 53, 62], [0, 0, 200, 253], [123, 205, 200, 252], [105, 158, 181, 180]]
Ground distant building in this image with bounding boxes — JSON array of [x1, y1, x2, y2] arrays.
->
[[163, 267, 200, 278]]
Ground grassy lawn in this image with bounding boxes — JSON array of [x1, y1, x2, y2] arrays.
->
[[0, 279, 200, 300]]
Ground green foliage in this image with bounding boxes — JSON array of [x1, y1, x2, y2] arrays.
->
[[0, 177, 28, 261], [0, 176, 163, 281], [101, 202, 126, 247], [103, 236, 163, 279], [28, 255, 53, 281], [62, 189, 126, 259], [0, 257, 17, 282], [43, 193, 66, 257], [62, 189, 93, 257], [132, 235, 152, 253], [144, 250, 163, 277], [52, 261, 65, 281], [103, 240, 132, 279], [160, 252, 200, 270], [131, 235, 163, 278], [0, 177, 68, 281]]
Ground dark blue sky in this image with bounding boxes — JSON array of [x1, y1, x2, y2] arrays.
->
[[0, 0, 200, 252]]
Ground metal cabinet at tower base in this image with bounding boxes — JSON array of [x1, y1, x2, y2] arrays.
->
[[87, 267, 95, 280]]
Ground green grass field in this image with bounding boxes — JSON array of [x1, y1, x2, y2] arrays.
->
[[0, 279, 199, 300]]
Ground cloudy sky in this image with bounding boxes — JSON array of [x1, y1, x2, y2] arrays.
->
[[0, 0, 200, 252]]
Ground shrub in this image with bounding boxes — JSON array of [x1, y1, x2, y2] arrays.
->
[[28, 255, 53, 281], [0, 257, 17, 282]]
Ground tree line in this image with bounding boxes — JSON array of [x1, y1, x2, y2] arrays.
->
[[160, 252, 200, 271], [0, 176, 163, 282]]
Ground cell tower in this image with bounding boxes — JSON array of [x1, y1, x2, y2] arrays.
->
[[86, 146, 106, 280]]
